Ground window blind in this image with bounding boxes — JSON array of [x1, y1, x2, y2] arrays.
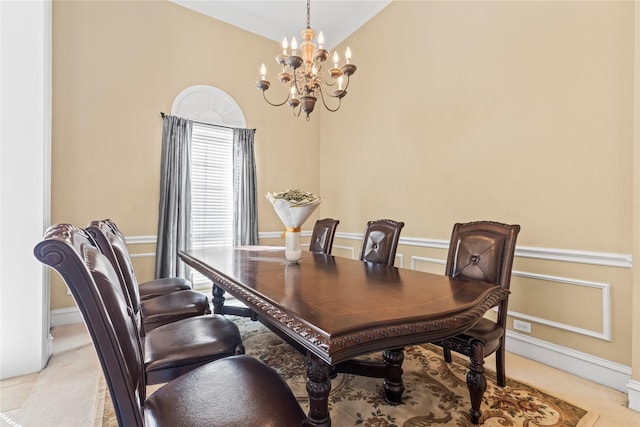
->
[[190, 122, 233, 287]]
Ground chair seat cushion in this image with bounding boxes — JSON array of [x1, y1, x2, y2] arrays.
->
[[144, 314, 243, 384], [144, 355, 307, 427], [445, 318, 504, 354], [141, 290, 210, 331], [139, 277, 192, 300]]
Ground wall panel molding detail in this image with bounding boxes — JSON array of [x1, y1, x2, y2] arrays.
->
[[510, 270, 612, 341], [411, 256, 446, 270], [332, 245, 356, 259]]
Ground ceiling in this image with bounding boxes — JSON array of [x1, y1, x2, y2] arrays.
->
[[170, 1, 392, 50]]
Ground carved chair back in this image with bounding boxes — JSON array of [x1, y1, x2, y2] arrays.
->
[[359, 219, 404, 266], [87, 219, 143, 326], [445, 220, 520, 328], [35, 224, 146, 426], [309, 218, 340, 255]]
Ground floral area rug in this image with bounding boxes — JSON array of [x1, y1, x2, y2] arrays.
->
[[101, 316, 598, 427]]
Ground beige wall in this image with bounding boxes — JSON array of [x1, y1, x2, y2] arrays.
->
[[52, 0, 636, 369], [320, 0, 635, 366], [51, 0, 321, 309]]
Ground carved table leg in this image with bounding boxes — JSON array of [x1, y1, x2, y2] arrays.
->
[[383, 348, 405, 405], [466, 342, 486, 425], [211, 284, 225, 314], [306, 352, 332, 427]]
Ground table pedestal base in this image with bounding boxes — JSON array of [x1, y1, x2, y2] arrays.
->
[[212, 285, 255, 318], [382, 348, 405, 404], [331, 348, 406, 406]]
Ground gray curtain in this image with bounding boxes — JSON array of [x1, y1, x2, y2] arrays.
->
[[155, 115, 192, 279], [233, 128, 258, 246]]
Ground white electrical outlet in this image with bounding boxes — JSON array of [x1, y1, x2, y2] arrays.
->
[[513, 319, 531, 333]]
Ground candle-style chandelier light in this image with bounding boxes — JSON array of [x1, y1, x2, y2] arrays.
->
[[256, 0, 357, 120]]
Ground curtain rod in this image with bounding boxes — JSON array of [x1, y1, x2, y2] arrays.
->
[[160, 112, 254, 132]]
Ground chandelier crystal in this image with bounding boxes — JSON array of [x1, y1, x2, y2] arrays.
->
[[256, 0, 357, 120]]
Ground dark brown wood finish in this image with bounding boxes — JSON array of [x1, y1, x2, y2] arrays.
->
[[35, 225, 307, 427], [179, 247, 509, 427]]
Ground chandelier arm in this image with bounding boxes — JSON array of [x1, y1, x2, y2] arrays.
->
[[262, 91, 290, 107], [318, 88, 342, 113], [317, 68, 337, 88], [340, 75, 352, 92]]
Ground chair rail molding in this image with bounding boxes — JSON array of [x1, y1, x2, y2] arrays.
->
[[335, 233, 632, 268], [125, 235, 156, 245], [125, 231, 634, 269]]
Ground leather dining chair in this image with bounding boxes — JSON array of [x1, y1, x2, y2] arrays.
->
[[87, 219, 210, 333], [90, 219, 192, 299], [433, 220, 520, 413], [309, 218, 340, 255], [34, 224, 307, 426], [84, 223, 245, 384], [359, 219, 404, 266], [332, 219, 405, 381]]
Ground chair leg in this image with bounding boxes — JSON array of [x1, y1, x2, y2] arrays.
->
[[443, 347, 452, 363], [496, 340, 506, 387], [466, 341, 486, 425]]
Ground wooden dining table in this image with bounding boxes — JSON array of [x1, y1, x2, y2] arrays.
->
[[179, 246, 509, 426]]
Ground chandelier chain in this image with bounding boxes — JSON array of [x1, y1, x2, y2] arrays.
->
[[306, 0, 311, 29]]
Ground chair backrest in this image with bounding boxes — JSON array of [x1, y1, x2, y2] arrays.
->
[[445, 220, 520, 328], [34, 224, 146, 426], [309, 218, 340, 255], [359, 219, 404, 266], [87, 219, 142, 322]]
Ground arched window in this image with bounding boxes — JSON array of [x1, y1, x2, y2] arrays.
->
[[171, 85, 246, 127], [171, 86, 246, 286]]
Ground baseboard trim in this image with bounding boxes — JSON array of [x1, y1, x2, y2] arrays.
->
[[627, 379, 640, 411], [505, 330, 631, 393], [50, 307, 83, 327]]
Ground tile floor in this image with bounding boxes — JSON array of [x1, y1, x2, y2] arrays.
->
[[2, 322, 640, 427]]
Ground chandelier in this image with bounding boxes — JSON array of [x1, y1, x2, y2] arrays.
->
[[256, 0, 357, 120]]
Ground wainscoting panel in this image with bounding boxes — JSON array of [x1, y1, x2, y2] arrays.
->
[[510, 270, 611, 341]]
